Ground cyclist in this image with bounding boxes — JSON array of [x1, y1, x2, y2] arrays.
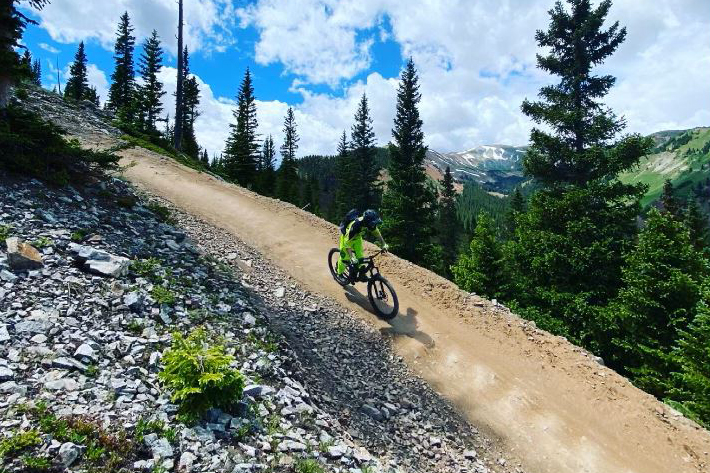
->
[[337, 209, 389, 279]]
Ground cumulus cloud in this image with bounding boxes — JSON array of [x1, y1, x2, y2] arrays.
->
[[236, 0, 710, 152], [29, 0, 237, 56]]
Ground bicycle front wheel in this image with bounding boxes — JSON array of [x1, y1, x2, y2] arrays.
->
[[328, 248, 349, 286], [367, 275, 399, 320]]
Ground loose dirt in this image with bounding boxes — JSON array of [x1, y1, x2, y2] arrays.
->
[[78, 132, 710, 473]]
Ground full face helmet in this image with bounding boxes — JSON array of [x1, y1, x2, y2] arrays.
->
[[363, 209, 382, 230]]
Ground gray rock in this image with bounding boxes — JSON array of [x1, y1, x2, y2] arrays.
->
[[53, 356, 88, 372], [274, 287, 285, 298], [277, 440, 307, 452], [243, 313, 257, 326], [463, 449, 478, 460], [178, 451, 197, 472], [6, 237, 43, 270], [68, 243, 129, 277], [148, 437, 174, 459], [124, 292, 143, 311], [327, 445, 346, 459], [0, 367, 14, 381], [0, 269, 17, 282], [45, 378, 80, 391], [0, 381, 27, 395], [243, 384, 275, 399], [0, 325, 9, 342], [360, 404, 384, 421], [58, 442, 82, 467], [74, 343, 96, 362], [15, 319, 52, 334], [165, 239, 180, 251]]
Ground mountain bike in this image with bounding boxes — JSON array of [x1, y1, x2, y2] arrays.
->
[[328, 248, 399, 320]]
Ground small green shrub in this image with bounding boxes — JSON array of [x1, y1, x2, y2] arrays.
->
[[116, 194, 138, 209], [158, 327, 245, 420], [131, 257, 162, 278], [70, 229, 87, 242], [151, 285, 176, 306], [127, 319, 144, 334], [21, 453, 51, 470], [146, 201, 175, 224], [0, 430, 41, 459], [0, 224, 13, 242], [31, 236, 53, 249], [294, 458, 325, 473]]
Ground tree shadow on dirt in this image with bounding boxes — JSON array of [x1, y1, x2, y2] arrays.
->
[[343, 286, 435, 349]]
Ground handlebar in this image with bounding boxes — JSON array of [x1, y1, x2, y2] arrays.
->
[[359, 249, 387, 261]]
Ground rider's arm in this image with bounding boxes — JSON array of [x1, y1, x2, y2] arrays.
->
[[372, 227, 386, 248]]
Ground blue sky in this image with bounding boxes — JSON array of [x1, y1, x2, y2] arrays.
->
[[19, 0, 710, 157]]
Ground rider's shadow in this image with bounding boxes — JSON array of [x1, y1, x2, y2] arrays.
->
[[380, 308, 435, 349], [343, 287, 435, 349]]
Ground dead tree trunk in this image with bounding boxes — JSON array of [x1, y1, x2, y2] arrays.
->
[[173, 0, 184, 150]]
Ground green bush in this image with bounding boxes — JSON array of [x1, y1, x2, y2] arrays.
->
[[158, 327, 245, 421], [151, 285, 176, 305], [0, 430, 41, 459], [0, 224, 13, 242], [0, 106, 119, 185], [146, 201, 175, 224]]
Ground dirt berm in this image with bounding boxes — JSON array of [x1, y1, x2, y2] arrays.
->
[[64, 116, 710, 473]]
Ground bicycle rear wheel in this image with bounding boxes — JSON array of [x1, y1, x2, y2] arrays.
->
[[328, 248, 349, 286], [367, 275, 399, 320]]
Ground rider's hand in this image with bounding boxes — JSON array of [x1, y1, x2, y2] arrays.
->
[[351, 257, 358, 265], [381, 243, 389, 253]]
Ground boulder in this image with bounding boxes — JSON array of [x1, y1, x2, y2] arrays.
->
[[58, 442, 82, 467], [6, 237, 43, 270], [68, 243, 129, 277]]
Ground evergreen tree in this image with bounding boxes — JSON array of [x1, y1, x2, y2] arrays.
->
[[350, 93, 380, 210], [335, 130, 355, 216], [669, 284, 710, 428], [0, 1, 49, 110], [684, 198, 708, 252], [85, 86, 99, 107], [610, 209, 707, 398], [438, 166, 459, 277], [380, 59, 439, 268], [64, 41, 89, 101], [136, 30, 165, 132], [224, 68, 259, 186], [506, 187, 525, 236], [176, 47, 201, 159], [107, 12, 135, 115], [276, 107, 299, 203], [31, 58, 41, 85], [19, 49, 32, 80], [452, 213, 503, 298], [200, 149, 209, 168], [505, 0, 652, 348], [258, 134, 276, 196], [661, 179, 681, 218]]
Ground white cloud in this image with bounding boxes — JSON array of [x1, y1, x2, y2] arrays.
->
[[30, 0, 238, 56], [237, 0, 710, 152], [38, 42, 60, 54], [87, 64, 109, 106]]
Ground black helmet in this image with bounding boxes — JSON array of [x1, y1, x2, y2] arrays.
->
[[363, 209, 382, 229]]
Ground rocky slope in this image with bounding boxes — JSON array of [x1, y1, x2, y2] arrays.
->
[[0, 91, 517, 472]]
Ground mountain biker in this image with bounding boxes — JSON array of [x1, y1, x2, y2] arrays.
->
[[337, 209, 389, 279]]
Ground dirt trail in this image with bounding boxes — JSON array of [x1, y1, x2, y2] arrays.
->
[[105, 141, 710, 473]]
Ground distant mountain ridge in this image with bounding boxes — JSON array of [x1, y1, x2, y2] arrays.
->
[[425, 145, 527, 193]]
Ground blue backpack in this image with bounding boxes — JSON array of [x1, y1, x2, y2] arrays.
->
[[339, 209, 360, 235]]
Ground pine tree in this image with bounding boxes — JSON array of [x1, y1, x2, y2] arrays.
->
[[19, 49, 32, 80], [610, 209, 707, 398], [506, 188, 525, 236], [505, 0, 652, 348], [452, 213, 503, 298], [258, 134, 276, 196], [136, 30, 165, 132], [350, 93, 380, 210], [31, 58, 41, 85], [85, 86, 99, 107], [684, 198, 708, 252], [335, 130, 355, 216], [107, 12, 135, 115], [224, 68, 259, 186], [438, 166, 459, 277], [276, 107, 299, 204], [668, 284, 710, 428], [64, 41, 89, 101], [177, 48, 201, 159], [380, 59, 440, 268], [661, 179, 681, 218], [200, 149, 209, 168]]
